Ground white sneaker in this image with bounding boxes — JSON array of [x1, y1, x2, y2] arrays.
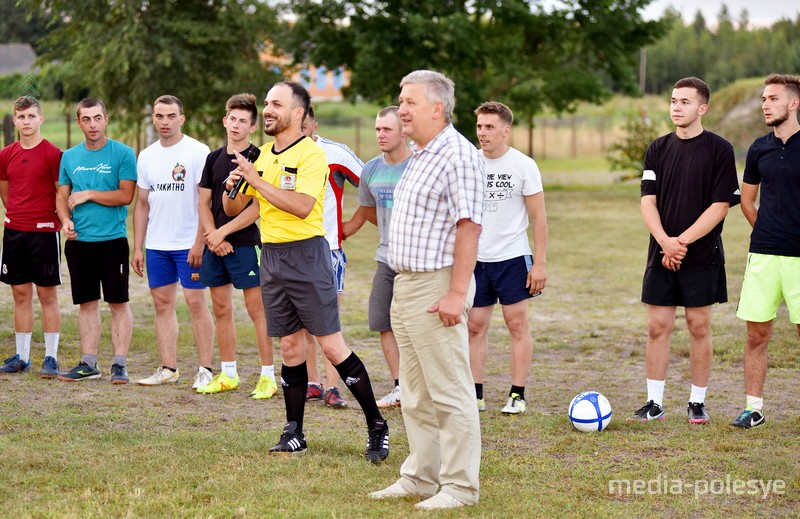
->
[[192, 366, 212, 390], [376, 386, 401, 408], [415, 491, 470, 510], [369, 482, 433, 500], [137, 367, 180, 386], [501, 393, 527, 415]]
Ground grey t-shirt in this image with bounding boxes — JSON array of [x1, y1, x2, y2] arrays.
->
[[358, 154, 410, 263]]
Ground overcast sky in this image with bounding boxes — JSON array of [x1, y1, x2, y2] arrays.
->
[[641, 0, 800, 27]]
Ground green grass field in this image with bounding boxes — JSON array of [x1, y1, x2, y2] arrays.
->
[[1, 181, 798, 517]]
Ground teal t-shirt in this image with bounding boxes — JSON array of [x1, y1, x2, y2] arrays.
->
[[59, 139, 137, 242]]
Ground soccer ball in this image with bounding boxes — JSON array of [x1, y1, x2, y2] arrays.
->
[[569, 391, 612, 432]]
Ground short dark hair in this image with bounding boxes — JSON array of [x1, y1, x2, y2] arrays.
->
[[474, 101, 513, 126], [673, 77, 710, 104], [273, 81, 311, 120], [225, 93, 257, 124], [306, 104, 316, 121], [14, 96, 40, 114], [764, 73, 800, 100], [154, 94, 184, 114], [76, 98, 108, 118], [377, 106, 399, 119]]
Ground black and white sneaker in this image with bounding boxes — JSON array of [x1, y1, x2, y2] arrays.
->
[[365, 419, 389, 464], [687, 402, 709, 424], [269, 421, 307, 454], [730, 408, 765, 429], [626, 400, 665, 421]]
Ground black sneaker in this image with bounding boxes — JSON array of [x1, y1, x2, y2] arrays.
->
[[687, 402, 709, 424], [269, 421, 307, 454], [39, 356, 59, 379], [730, 408, 765, 429], [57, 361, 101, 382], [365, 419, 390, 464], [110, 364, 129, 385], [626, 400, 665, 421]]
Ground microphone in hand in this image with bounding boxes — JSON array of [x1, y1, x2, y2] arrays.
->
[[228, 146, 262, 200]]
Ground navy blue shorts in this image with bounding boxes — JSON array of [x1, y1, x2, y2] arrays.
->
[[473, 255, 535, 307], [641, 266, 727, 308], [199, 245, 261, 289]]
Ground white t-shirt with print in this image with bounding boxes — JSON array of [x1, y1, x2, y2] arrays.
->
[[478, 146, 543, 262], [137, 135, 210, 250]]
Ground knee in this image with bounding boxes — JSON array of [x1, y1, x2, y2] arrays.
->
[[685, 316, 711, 340], [647, 318, 674, 340], [244, 299, 264, 322], [211, 299, 233, 319], [746, 326, 771, 349], [504, 317, 529, 338], [467, 319, 486, 338], [185, 295, 210, 316], [36, 287, 58, 307]]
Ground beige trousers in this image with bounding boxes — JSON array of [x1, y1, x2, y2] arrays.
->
[[390, 268, 481, 504]]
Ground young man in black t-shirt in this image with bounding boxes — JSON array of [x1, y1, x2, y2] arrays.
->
[[196, 93, 276, 398], [629, 77, 740, 424], [731, 74, 800, 429]]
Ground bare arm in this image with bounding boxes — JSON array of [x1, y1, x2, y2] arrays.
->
[[187, 184, 206, 268], [131, 187, 150, 277], [525, 192, 548, 294], [342, 205, 376, 239], [66, 180, 136, 210], [641, 194, 687, 262], [427, 219, 481, 327], [0, 180, 8, 207], [740, 182, 759, 229], [231, 149, 316, 219], [205, 199, 260, 254], [676, 201, 730, 245], [56, 184, 77, 240]]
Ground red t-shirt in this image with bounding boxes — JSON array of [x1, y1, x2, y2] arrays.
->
[[0, 139, 62, 232]]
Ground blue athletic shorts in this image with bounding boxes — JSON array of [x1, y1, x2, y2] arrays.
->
[[473, 255, 535, 307], [146, 249, 206, 290], [199, 245, 261, 289], [331, 248, 347, 293]]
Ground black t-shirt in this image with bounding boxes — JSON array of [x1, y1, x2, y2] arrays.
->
[[198, 144, 260, 247], [743, 131, 800, 256], [641, 130, 740, 270]]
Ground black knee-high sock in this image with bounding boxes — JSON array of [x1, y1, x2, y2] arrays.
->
[[334, 352, 383, 425], [281, 362, 308, 434]]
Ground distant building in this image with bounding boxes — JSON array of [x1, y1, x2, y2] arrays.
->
[[0, 43, 37, 75], [290, 65, 350, 101]]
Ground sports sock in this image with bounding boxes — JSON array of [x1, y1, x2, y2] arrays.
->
[[203, 366, 213, 374], [281, 362, 308, 434], [334, 352, 383, 424], [261, 364, 275, 381], [221, 361, 237, 378], [82, 354, 98, 369], [394, 379, 399, 388], [15, 332, 32, 363], [475, 383, 484, 400], [646, 379, 665, 407], [510, 385, 525, 400], [746, 395, 763, 412], [689, 384, 707, 404], [113, 355, 126, 367], [44, 332, 59, 359], [163, 366, 177, 372]]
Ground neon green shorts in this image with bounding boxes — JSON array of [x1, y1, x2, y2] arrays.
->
[[737, 253, 800, 323]]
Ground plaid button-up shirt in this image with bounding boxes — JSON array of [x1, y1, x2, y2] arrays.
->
[[388, 123, 484, 273]]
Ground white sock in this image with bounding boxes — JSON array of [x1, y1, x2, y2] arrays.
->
[[15, 332, 32, 363], [746, 395, 763, 412], [646, 379, 665, 407], [261, 364, 275, 380], [44, 333, 59, 359], [221, 361, 237, 378], [689, 384, 707, 404]]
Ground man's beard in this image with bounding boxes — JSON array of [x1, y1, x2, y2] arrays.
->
[[264, 116, 290, 136], [766, 111, 789, 127]]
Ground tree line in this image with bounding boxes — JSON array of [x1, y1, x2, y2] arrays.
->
[[644, 6, 800, 95], [3, 1, 797, 140]]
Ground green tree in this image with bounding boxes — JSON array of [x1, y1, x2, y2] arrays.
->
[[607, 109, 668, 180], [0, 1, 60, 52], [29, 0, 281, 138], [276, 0, 665, 138]]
